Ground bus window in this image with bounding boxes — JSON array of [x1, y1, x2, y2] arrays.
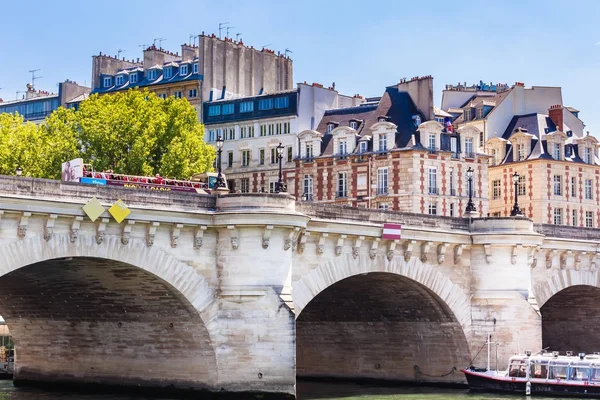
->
[[591, 368, 600, 382], [530, 363, 548, 379], [549, 365, 568, 380], [509, 361, 527, 378], [570, 367, 590, 381]]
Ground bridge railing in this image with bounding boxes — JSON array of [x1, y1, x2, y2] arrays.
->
[[534, 224, 600, 241]]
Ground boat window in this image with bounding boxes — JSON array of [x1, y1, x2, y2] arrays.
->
[[530, 363, 548, 379], [548, 365, 568, 380], [569, 367, 589, 381], [590, 368, 600, 382], [509, 361, 527, 378]]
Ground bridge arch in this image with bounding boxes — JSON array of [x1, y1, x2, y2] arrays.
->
[[534, 269, 600, 309], [0, 232, 218, 389]]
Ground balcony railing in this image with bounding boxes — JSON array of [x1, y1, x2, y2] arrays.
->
[[428, 187, 439, 195], [427, 147, 438, 154], [376, 188, 389, 195], [300, 193, 314, 201], [464, 151, 476, 159], [336, 191, 347, 198]]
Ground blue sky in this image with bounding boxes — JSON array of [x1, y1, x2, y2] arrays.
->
[[1, 0, 599, 133]]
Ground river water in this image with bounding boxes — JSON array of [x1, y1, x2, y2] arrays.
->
[[0, 380, 582, 400]]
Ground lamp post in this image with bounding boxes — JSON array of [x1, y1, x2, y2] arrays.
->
[[510, 171, 524, 216], [465, 166, 477, 213], [275, 142, 287, 193], [15, 167, 22, 176], [214, 136, 226, 189]]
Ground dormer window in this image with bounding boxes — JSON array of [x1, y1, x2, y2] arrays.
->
[[464, 109, 471, 121], [359, 141, 367, 153], [147, 69, 157, 81], [379, 134, 387, 152], [585, 147, 593, 164], [180, 64, 189, 75], [164, 67, 172, 79], [103, 76, 112, 88], [115, 75, 125, 86], [553, 143, 561, 160], [326, 124, 334, 134], [378, 117, 387, 123], [428, 133, 436, 150], [338, 140, 347, 156], [517, 143, 526, 161], [130, 73, 138, 84], [349, 121, 358, 130], [192, 63, 199, 74]]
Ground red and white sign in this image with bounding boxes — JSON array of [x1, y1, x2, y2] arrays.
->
[[382, 223, 402, 240]]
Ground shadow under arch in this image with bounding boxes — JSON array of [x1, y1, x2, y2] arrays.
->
[[0, 234, 218, 390], [294, 254, 473, 384]]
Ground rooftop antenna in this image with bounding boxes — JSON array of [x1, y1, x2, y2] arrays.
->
[[236, 33, 242, 41], [29, 69, 42, 88], [189, 34, 194, 44], [262, 43, 272, 49], [285, 48, 293, 57], [153, 38, 166, 48], [226, 26, 234, 38], [218, 22, 229, 39], [117, 49, 126, 58], [139, 43, 149, 50], [15, 90, 25, 100]]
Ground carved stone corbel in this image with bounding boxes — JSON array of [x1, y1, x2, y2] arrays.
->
[[369, 238, 380, 260], [70, 216, 83, 242], [335, 235, 347, 256], [353, 236, 364, 259], [387, 240, 398, 261], [420, 241, 432, 263], [316, 233, 328, 255], [590, 250, 599, 272], [262, 225, 274, 249], [121, 220, 135, 245], [404, 240, 416, 262], [18, 212, 31, 238], [194, 225, 207, 250], [437, 243, 448, 264], [511, 244, 521, 265], [483, 244, 492, 264], [228, 225, 239, 250], [170, 224, 183, 248], [96, 218, 109, 244], [529, 246, 540, 268], [284, 227, 300, 251], [560, 251, 572, 270], [44, 214, 58, 241], [146, 222, 160, 247], [297, 231, 308, 254], [454, 244, 466, 265], [546, 249, 557, 269], [575, 252, 583, 271]]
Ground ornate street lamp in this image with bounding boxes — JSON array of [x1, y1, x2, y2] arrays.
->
[[214, 136, 226, 189], [275, 142, 287, 193], [15, 167, 22, 176], [510, 171, 524, 216], [465, 166, 477, 213]]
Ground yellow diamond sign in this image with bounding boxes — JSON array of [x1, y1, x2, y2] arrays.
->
[[108, 199, 130, 223], [82, 197, 106, 222]]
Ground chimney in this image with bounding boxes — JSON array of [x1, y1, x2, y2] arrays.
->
[[548, 105, 564, 131]]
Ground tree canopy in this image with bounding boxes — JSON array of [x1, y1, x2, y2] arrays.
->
[[0, 89, 215, 180]]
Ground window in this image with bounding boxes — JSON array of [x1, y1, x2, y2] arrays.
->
[[227, 151, 233, 168], [359, 141, 367, 153], [428, 133, 436, 150], [241, 150, 250, 167], [208, 105, 221, 116], [572, 209, 578, 226], [259, 149, 265, 165], [517, 143, 526, 161], [553, 143, 561, 160], [326, 124, 334, 134], [270, 147, 278, 164], [208, 130, 216, 142], [268, 124, 274, 135], [379, 134, 387, 152], [377, 168, 388, 195], [572, 176, 577, 197], [115, 75, 125, 86], [225, 127, 234, 140], [274, 96, 289, 108], [130, 73, 138, 84], [586, 211, 594, 228], [174, 91, 182, 99], [222, 104, 234, 115], [240, 101, 254, 113], [241, 178, 250, 193], [247, 125, 254, 138], [269, 180, 276, 193], [276, 123, 281, 135], [449, 203, 455, 217], [260, 124, 267, 136], [258, 98, 273, 110], [554, 208, 563, 225], [492, 180, 501, 200], [337, 172, 348, 197], [464, 109, 471, 121], [192, 63, 199, 74], [283, 122, 290, 134], [306, 143, 314, 159], [449, 167, 455, 196], [428, 167, 437, 195], [585, 147, 593, 164], [303, 175, 313, 200], [378, 202, 389, 210], [350, 121, 358, 129], [518, 175, 526, 196], [585, 179, 593, 200], [338, 140, 347, 156], [103, 76, 112, 87], [287, 147, 293, 163], [240, 126, 247, 139], [554, 175, 562, 196], [491, 148, 498, 165], [188, 89, 197, 98], [450, 137, 458, 158], [465, 138, 473, 157], [479, 131, 485, 148], [147, 70, 157, 80], [180, 64, 189, 75], [428, 203, 437, 215], [477, 108, 483, 119], [158, 93, 167, 99], [164, 68, 173, 79]]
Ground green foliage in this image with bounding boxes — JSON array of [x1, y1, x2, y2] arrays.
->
[[0, 89, 214, 180]]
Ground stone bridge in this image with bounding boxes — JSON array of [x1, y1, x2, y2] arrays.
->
[[0, 176, 598, 397]]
